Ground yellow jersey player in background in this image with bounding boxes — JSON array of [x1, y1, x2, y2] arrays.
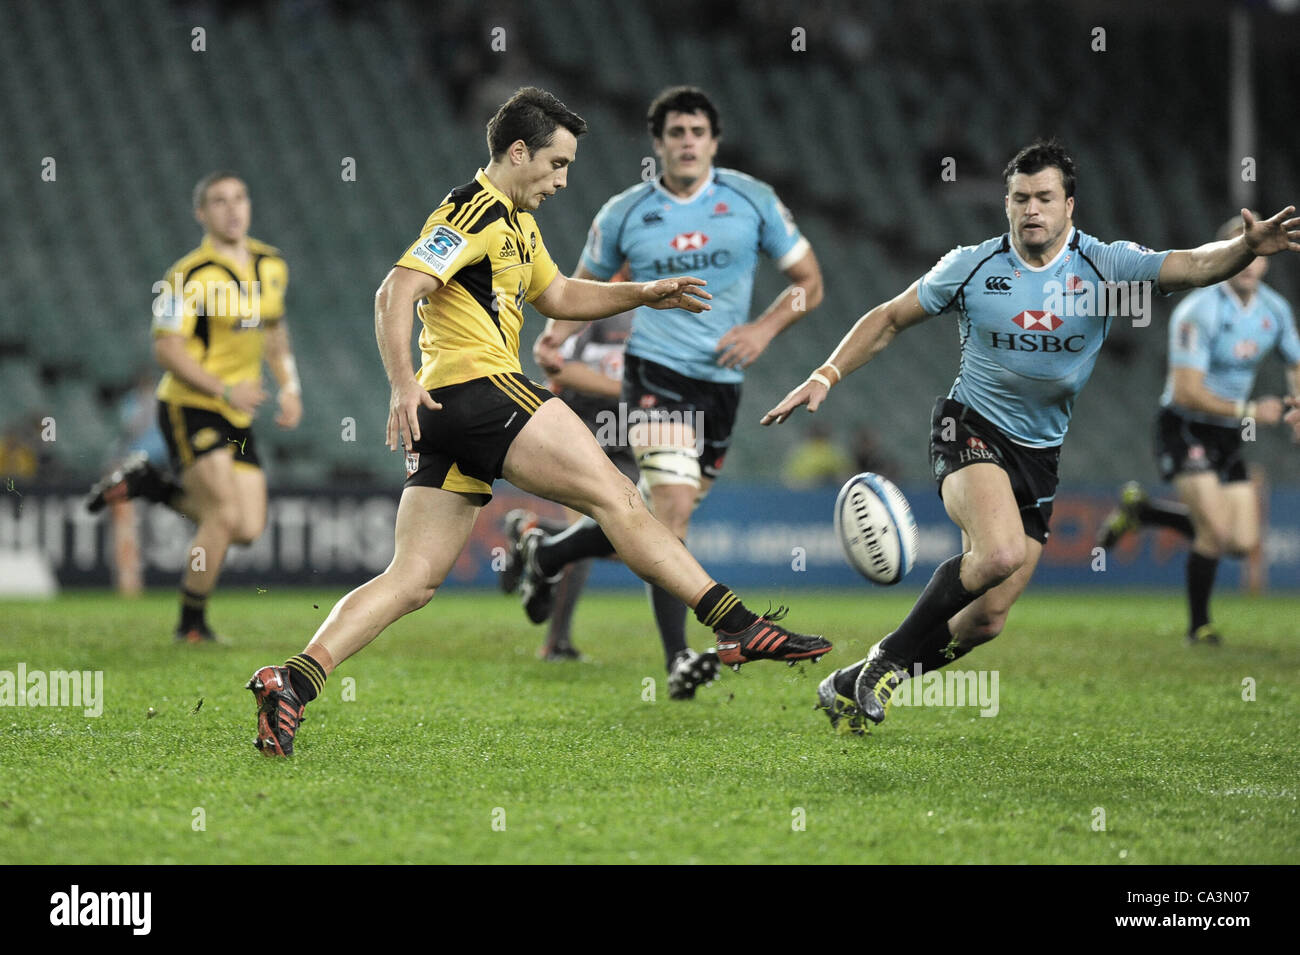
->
[[87, 171, 303, 643]]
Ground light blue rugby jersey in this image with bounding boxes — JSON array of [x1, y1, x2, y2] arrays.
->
[[1160, 282, 1300, 426], [579, 167, 808, 384], [916, 228, 1169, 446]]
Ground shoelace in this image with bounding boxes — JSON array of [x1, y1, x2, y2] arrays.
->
[[761, 604, 790, 623]]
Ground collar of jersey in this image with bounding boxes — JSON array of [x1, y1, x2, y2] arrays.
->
[[199, 234, 254, 272], [475, 168, 515, 213], [652, 167, 716, 205], [1218, 282, 1258, 312], [1008, 226, 1075, 273]]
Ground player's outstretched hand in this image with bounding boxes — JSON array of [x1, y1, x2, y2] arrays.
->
[[640, 276, 712, 313], [387, 376, 441, 452], [760, 377, 829, 426], [1242, 206, 1300, 257]]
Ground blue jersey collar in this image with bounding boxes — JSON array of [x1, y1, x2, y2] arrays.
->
[[652, 167, 716, 205], [1009, 226, 1076, 272]]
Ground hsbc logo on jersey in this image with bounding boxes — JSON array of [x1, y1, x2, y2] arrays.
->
[[991, 311, 1084, 353], [1013, 310, 1063, 331], [669, 232, 709, 251]]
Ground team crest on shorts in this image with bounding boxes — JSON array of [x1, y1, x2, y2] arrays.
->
[[405, 452, 419, 476]]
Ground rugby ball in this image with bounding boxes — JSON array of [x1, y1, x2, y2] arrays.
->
[[834, 472, 918, 585]]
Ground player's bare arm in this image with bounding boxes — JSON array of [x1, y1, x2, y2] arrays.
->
[[761, 281, 931, 425], [1170, 366, 1284, 424], [1283, 365, 1300, 439], [1158, 206, 1300, 292], [545, 360, 623, 398], [533, 264, 606, 372], [375, 264, 443, 451], [264, 320, 302, 429], [532, 271, 711, 322], [717, 246, 824, 370], [153, 333, 265, 415]]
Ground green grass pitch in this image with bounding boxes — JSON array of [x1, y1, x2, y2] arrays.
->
[[2, 587, 1296, 864]]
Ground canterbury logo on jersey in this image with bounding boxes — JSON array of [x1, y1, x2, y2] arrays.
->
[[984, 276, 1012, 292]]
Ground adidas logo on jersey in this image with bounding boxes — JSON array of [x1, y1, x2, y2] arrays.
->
[[499, 236, 517, 259]]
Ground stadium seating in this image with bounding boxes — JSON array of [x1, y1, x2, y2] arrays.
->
[[4, 0, 1296, 485]]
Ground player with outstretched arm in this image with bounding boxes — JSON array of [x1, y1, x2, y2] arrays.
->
[[514, 86, 824, 698], [1097, 213, 1300, 644], [763, 139, 1299, 736], [245, 88, 829, 755]]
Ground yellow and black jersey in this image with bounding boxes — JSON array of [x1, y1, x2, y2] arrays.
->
[[152, 235, 288, 428], [396, 169, 558, 390]]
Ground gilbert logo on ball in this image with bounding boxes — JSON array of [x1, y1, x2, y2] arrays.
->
[[834, 472, 919, 586]]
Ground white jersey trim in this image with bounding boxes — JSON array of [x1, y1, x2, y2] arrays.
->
[[1009, 227, 1075, 273], [652, 168, 716, 205], [775, 236, 811, 272]]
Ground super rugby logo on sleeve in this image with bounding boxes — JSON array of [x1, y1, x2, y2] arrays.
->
[[412, 225, 466, 275]]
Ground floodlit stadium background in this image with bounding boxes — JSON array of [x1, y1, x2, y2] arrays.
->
[[3, 0, 1298, 591]]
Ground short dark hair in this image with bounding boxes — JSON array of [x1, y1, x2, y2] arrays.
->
[[486, 87, 587, 160], [1003, 139, 1076, 198], [647, 86, 721, 139], [193, 171, 245, 209]]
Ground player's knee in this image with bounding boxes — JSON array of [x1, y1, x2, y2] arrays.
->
[[204, 500, 243, 539], [408, 584, 437, 612], [395, 579, 438, 614], [636, 447, 700, 500], [970, 543, 1025, 588], [232, 514, 266, 547], [1224, 534, 1255, 559], [1193, 528, 1227, 558]]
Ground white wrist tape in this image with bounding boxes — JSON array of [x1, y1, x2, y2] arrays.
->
[[281, 355, 302, 396], [808, 373, 832, 389]]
